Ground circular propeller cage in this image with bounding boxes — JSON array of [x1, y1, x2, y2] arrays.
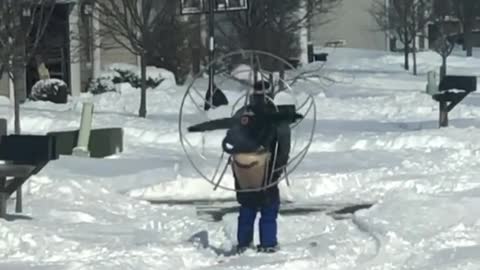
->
[[179, 50, 317, 192]]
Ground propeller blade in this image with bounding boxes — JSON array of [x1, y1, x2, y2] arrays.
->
[[187, 117, 236, 132], [204, 85, 229, 111], [267, 112, 304, 123], [258, 105, 304, 124]]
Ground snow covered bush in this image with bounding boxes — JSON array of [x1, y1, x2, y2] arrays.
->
[[107, 63, 172, 89], [30, 78, 69, 103], [87, 64, 176, 95], [87, 71, 119, 95], [108, 64, 137, 85]]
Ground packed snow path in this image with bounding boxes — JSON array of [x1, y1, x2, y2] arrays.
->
[[1, 48, 480, 269]]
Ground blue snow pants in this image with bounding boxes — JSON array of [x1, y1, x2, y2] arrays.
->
[[237, 202, 280, 248]]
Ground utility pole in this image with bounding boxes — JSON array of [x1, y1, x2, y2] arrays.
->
[[180, 0, 249, 108], [207, 0, 215, 107]]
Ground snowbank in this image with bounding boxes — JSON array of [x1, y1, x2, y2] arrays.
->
[[1, 47, 480, 269]]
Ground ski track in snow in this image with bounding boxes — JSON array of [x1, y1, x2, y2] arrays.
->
[[1, 48, 480, 268]]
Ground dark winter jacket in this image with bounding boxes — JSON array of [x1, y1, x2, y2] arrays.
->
[[234, 122, 290, 207], [224, 101, 292, 207]]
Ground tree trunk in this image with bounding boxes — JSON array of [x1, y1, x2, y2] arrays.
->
[[11, 61, 25, 135], [464, 21, 473, 57], [404, 45, 409, 70], [441, 55, 447, 78], [279, 65, 285, 91], [412, 10, 417, 75], [404, 30, 409, 70], [412, 34, 417, 75], [0, 65, 5, 81], [139, 54, 147, 118], [191, 14, 202, 75], [11, 77, 20, 135]]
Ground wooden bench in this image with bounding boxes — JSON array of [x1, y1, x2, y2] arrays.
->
[[0, 164, 35, 217], [0, 119, 58, 218]]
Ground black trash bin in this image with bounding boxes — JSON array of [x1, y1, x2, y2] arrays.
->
[[314, 53, 328, 62]]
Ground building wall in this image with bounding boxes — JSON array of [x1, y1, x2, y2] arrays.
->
[[0, 75, 9, 98], [76, 0, 138, 92], [80, 62, 93, 92], [96, 0, 137, 70], [0, 1, 137, 97], [76, 38, 137, 93], [100, 46, 137, 69], [310, 0, 387, 50]]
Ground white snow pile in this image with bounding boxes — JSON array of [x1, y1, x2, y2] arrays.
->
[[230, 64, 281, 84], [1, 47, 480, 269], [0, 96, 9, 105], [231, 64, 256, 82], [444, 88, 468, 93]]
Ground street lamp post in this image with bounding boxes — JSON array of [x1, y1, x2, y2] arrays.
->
[[180, 0, 249, 110], [207, 0, 215, 106]]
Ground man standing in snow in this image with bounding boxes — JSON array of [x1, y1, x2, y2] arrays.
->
[[222, 80, 291, 253]]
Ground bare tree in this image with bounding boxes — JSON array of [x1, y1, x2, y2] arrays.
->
[[431, 11, 455, 78], [144, 13, 191, 84], [88, 0, 180, 118], [217, 0, 341, 67], [0, 0, 55, 134], [213, 0, 341, 91], [450, 0, 480, 57], [370, 0, 433, 75]]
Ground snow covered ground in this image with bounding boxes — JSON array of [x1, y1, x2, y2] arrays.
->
[[1, 47, 480, 269]]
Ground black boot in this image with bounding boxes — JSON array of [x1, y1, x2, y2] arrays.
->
[[257, 245, 279, 253], [236, 243, 255, 254]]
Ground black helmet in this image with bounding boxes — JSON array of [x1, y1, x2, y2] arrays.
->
[[250, 80, 272, 107]]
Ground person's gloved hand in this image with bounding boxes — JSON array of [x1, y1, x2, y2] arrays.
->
[[222, 125, 261, 154]]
